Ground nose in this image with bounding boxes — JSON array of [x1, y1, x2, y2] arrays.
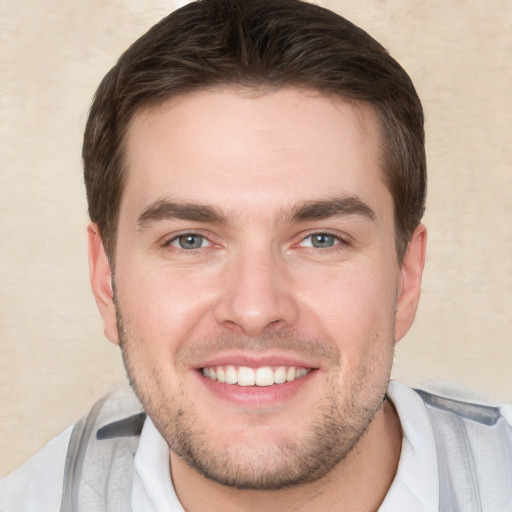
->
[[213, 246, 299, 336]]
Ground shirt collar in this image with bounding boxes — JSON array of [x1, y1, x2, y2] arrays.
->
[[133, 416, 184, 512], [379, 381, 439, 511], [131, 381, 439, 511]]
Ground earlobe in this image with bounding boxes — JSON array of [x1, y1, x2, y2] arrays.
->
[[87, 223, 120, 345], [395, 224, 427, 342]]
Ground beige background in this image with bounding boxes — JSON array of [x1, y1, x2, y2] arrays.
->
[[1, 0, 511, 476]]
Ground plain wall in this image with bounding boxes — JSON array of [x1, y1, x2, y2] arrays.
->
[[1, 0, 511, 476]]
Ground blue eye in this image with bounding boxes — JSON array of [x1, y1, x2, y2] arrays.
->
[[300, 233, 338, 248], [171, 234, 208, 249], [310, 234, 335, 248]]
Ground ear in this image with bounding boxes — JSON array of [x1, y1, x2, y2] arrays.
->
[[395, 224, 427, 342], [87, 223, 120, 345]]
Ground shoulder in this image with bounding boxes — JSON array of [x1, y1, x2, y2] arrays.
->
[[389, 381, 512, 510], [389, 380, 512, 431], [414, 387, 510, 427], [0, 425, 73, 512], [0, 388, 144, 512], [412, 385, 512, 459]]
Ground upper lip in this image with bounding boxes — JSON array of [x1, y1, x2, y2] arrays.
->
[[190, 351, 321, 371]]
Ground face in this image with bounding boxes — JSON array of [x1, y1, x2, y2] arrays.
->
[[89, 87, 425, 490]]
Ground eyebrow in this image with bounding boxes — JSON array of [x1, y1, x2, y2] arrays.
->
[[137, 199, 225, 228], [283, 196, 376, 223], [136, 195, 376, 229]]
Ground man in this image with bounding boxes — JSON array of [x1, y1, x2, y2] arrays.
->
[[1, 0, 511, 510]]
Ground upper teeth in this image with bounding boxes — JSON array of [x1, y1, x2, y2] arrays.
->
[[202, 365, 310, 387]]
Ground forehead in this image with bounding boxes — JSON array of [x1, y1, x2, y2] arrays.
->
[[121, 87, 390, 221]]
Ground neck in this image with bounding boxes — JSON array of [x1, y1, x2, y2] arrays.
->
[[170, 399, 402, 512]]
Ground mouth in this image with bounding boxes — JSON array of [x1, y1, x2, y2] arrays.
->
[[201, 365, 312, 387], [192, 352, 320, 407]]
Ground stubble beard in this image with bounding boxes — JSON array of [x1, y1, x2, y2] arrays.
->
[[115, 302, 395, 491]]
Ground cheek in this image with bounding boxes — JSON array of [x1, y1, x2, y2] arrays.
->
[[295, 262, 398, 340], [293, 262, 398, 388], [114, 262, 215, 349]]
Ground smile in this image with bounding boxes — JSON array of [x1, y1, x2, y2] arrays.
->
[[202, 365, 311, 387]]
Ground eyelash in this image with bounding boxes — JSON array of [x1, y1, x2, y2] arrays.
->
[[161, 230, 350, 253], [162, 232, 213, 251], [298, 231, 350, 250]]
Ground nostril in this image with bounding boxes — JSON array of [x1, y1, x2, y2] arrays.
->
[[212, 268, 300, 334]]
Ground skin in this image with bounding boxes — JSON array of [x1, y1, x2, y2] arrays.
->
[[88, 87, 426, 511]]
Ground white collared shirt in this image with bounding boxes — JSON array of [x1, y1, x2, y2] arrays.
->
[[0, 382, 461, 511]]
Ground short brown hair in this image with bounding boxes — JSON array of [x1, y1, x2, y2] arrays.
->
[[83, 0, 426, 262]]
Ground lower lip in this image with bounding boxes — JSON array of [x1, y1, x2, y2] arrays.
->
[[196, 370, 317, 407]]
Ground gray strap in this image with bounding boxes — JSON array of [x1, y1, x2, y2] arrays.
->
[[60, 389, 145, 512], [60, 395, 110, 512], [417, 389, 512, 512], [429, 406, 482, 512], [60, 417, 87, 512]]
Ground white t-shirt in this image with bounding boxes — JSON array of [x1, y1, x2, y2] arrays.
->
[[0, 382, 499, 511]]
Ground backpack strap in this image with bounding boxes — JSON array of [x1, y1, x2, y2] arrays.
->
[[416, 389, 512, 512], [60, 386, 512, 511], [60, 388, 146, 512]]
